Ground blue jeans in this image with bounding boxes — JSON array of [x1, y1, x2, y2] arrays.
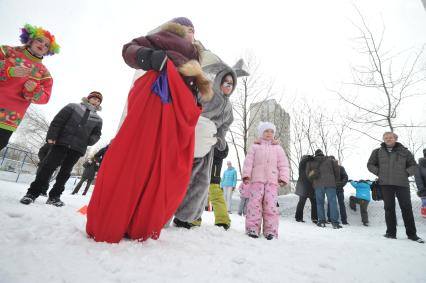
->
[[327, 190, 347, 223], [315, 187, 339, 224]]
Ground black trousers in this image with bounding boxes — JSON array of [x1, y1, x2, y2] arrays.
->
[[381, 185, 417, 237], [72, 177, 93, 195], [0, 128, 13, 151], [327, 190, 348, 223], [27, 145, 81, 198], [349, 196, 369, 224], [295, 195, 318, 221]]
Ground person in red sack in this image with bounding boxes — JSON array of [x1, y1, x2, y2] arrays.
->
[[86, 17, 213, 243], [0, 24, 60, 151]]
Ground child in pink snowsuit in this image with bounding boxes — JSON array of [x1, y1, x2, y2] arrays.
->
[[242, 122, 289, 239]]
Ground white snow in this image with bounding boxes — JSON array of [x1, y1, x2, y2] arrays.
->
[[0, 179, 425, 283]]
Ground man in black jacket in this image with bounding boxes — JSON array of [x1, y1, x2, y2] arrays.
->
[[327, 157, 349, 225], [295, 155, 317, 223], [306, 149, 341, 229], [71, 158, 98, 195], [415, 148, 426, 197], [367, 132, 423, 243], [93, 143, 109, 167], [20, 92, 103, 207]]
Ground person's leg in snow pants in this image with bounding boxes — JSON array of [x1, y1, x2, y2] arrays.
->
[[245, 182, 279, 238]]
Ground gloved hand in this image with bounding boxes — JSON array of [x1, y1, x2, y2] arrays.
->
[[136, 48, 167, 71], [151, 50, 167, 71]]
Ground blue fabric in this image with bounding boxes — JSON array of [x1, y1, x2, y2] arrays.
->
[[421, 197, 426, 207], [221, 167, 237, 187], [315, 187, 339, 224], [350, 181, 372, 201], [151, 68, 170, 104]]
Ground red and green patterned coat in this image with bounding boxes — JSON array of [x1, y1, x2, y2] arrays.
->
[[0, 45, 53, 132]]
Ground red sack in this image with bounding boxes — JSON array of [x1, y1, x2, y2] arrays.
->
[[86, 61, 201, 243]]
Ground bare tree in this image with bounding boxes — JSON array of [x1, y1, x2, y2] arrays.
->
[[287, 98, 350, 178], [13, 106, 50, 154], [335, 7, 426, 134]]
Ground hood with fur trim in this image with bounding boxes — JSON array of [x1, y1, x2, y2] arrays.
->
[[122, 22, 213, 102], [151, 23, 213, 102]]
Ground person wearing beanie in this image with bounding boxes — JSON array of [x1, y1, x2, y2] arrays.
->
[[86, 17, 212, 243], [20, 92, 102, 207], [87, 91, 103, 104], [0, 24, 60, 151], [242, 122, 289, 240], [173, 49, 248, 230], [306, 149, 341, 229]]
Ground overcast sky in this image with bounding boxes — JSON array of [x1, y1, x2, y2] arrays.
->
[[1, 0, 425, 178]]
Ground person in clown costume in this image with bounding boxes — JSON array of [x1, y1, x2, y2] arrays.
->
[[0, 24, 60, 151]]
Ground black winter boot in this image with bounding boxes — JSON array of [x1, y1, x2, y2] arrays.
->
[[265, 234, 274, 240], [173, 218, 194, 229], [20, 194, 36, 205], [247, 231, 259, 238], [46, 197, 65, 207]]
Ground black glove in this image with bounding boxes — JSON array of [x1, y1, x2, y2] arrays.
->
[[136, 48, 167, 71], [151, 50, 167, 71]]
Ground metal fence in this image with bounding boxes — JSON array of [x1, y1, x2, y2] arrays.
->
[[0, 146, 39, 183]]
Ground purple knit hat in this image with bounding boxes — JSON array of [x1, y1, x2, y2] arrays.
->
[[171, 17, 194, 29]]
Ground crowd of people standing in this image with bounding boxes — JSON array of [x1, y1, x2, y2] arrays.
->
[[1, 19, 424, 245]]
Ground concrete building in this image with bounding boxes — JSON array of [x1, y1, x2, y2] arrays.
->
[[248, 99, 291, 194]]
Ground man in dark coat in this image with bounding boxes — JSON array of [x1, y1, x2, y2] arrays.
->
[[415, 148, 426, 197], [306, 149, 341, 228], [367, 132, 423, 243], [71, 158, 98, 195], [327, 157, 349, 224], [37, 143, 53, 196], [295, 155, 317, 223], [20, 92, 103, 207], [93, 143, 109, 166]]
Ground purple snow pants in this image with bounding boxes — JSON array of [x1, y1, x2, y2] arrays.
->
[[245, 182, 280, 237]]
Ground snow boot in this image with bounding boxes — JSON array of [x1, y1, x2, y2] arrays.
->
[[247, 230, 259, 238], [332, 223, 343, 229], [20, 194, 36, 205], [265, 234, 274, 240], [317, 221, 326, 228], [408, 235, 425, 243], [46, 197, 65, 207], [384, 233, 397, 239], [215, 223, 230, 230], [173, 218, 194, 229]]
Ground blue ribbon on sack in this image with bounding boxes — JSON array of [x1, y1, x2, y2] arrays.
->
[[151, 68, 171, 104]]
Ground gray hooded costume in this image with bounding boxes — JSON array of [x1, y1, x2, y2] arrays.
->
[[174, 49, 249, 222]]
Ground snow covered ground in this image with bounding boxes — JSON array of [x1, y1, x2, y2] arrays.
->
[[0, 179, 425, 283]]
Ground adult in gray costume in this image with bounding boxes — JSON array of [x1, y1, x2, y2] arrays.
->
[[173, 50, 248, 228]]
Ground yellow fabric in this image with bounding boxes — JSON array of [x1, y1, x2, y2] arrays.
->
[[209, 184, 230, 225]]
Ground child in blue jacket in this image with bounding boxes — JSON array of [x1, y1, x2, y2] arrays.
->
[[349, 180, 372, 226]]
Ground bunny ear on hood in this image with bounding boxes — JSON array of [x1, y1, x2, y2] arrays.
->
[[232, 59, 250, 77], [198, 44, 250, 97]]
